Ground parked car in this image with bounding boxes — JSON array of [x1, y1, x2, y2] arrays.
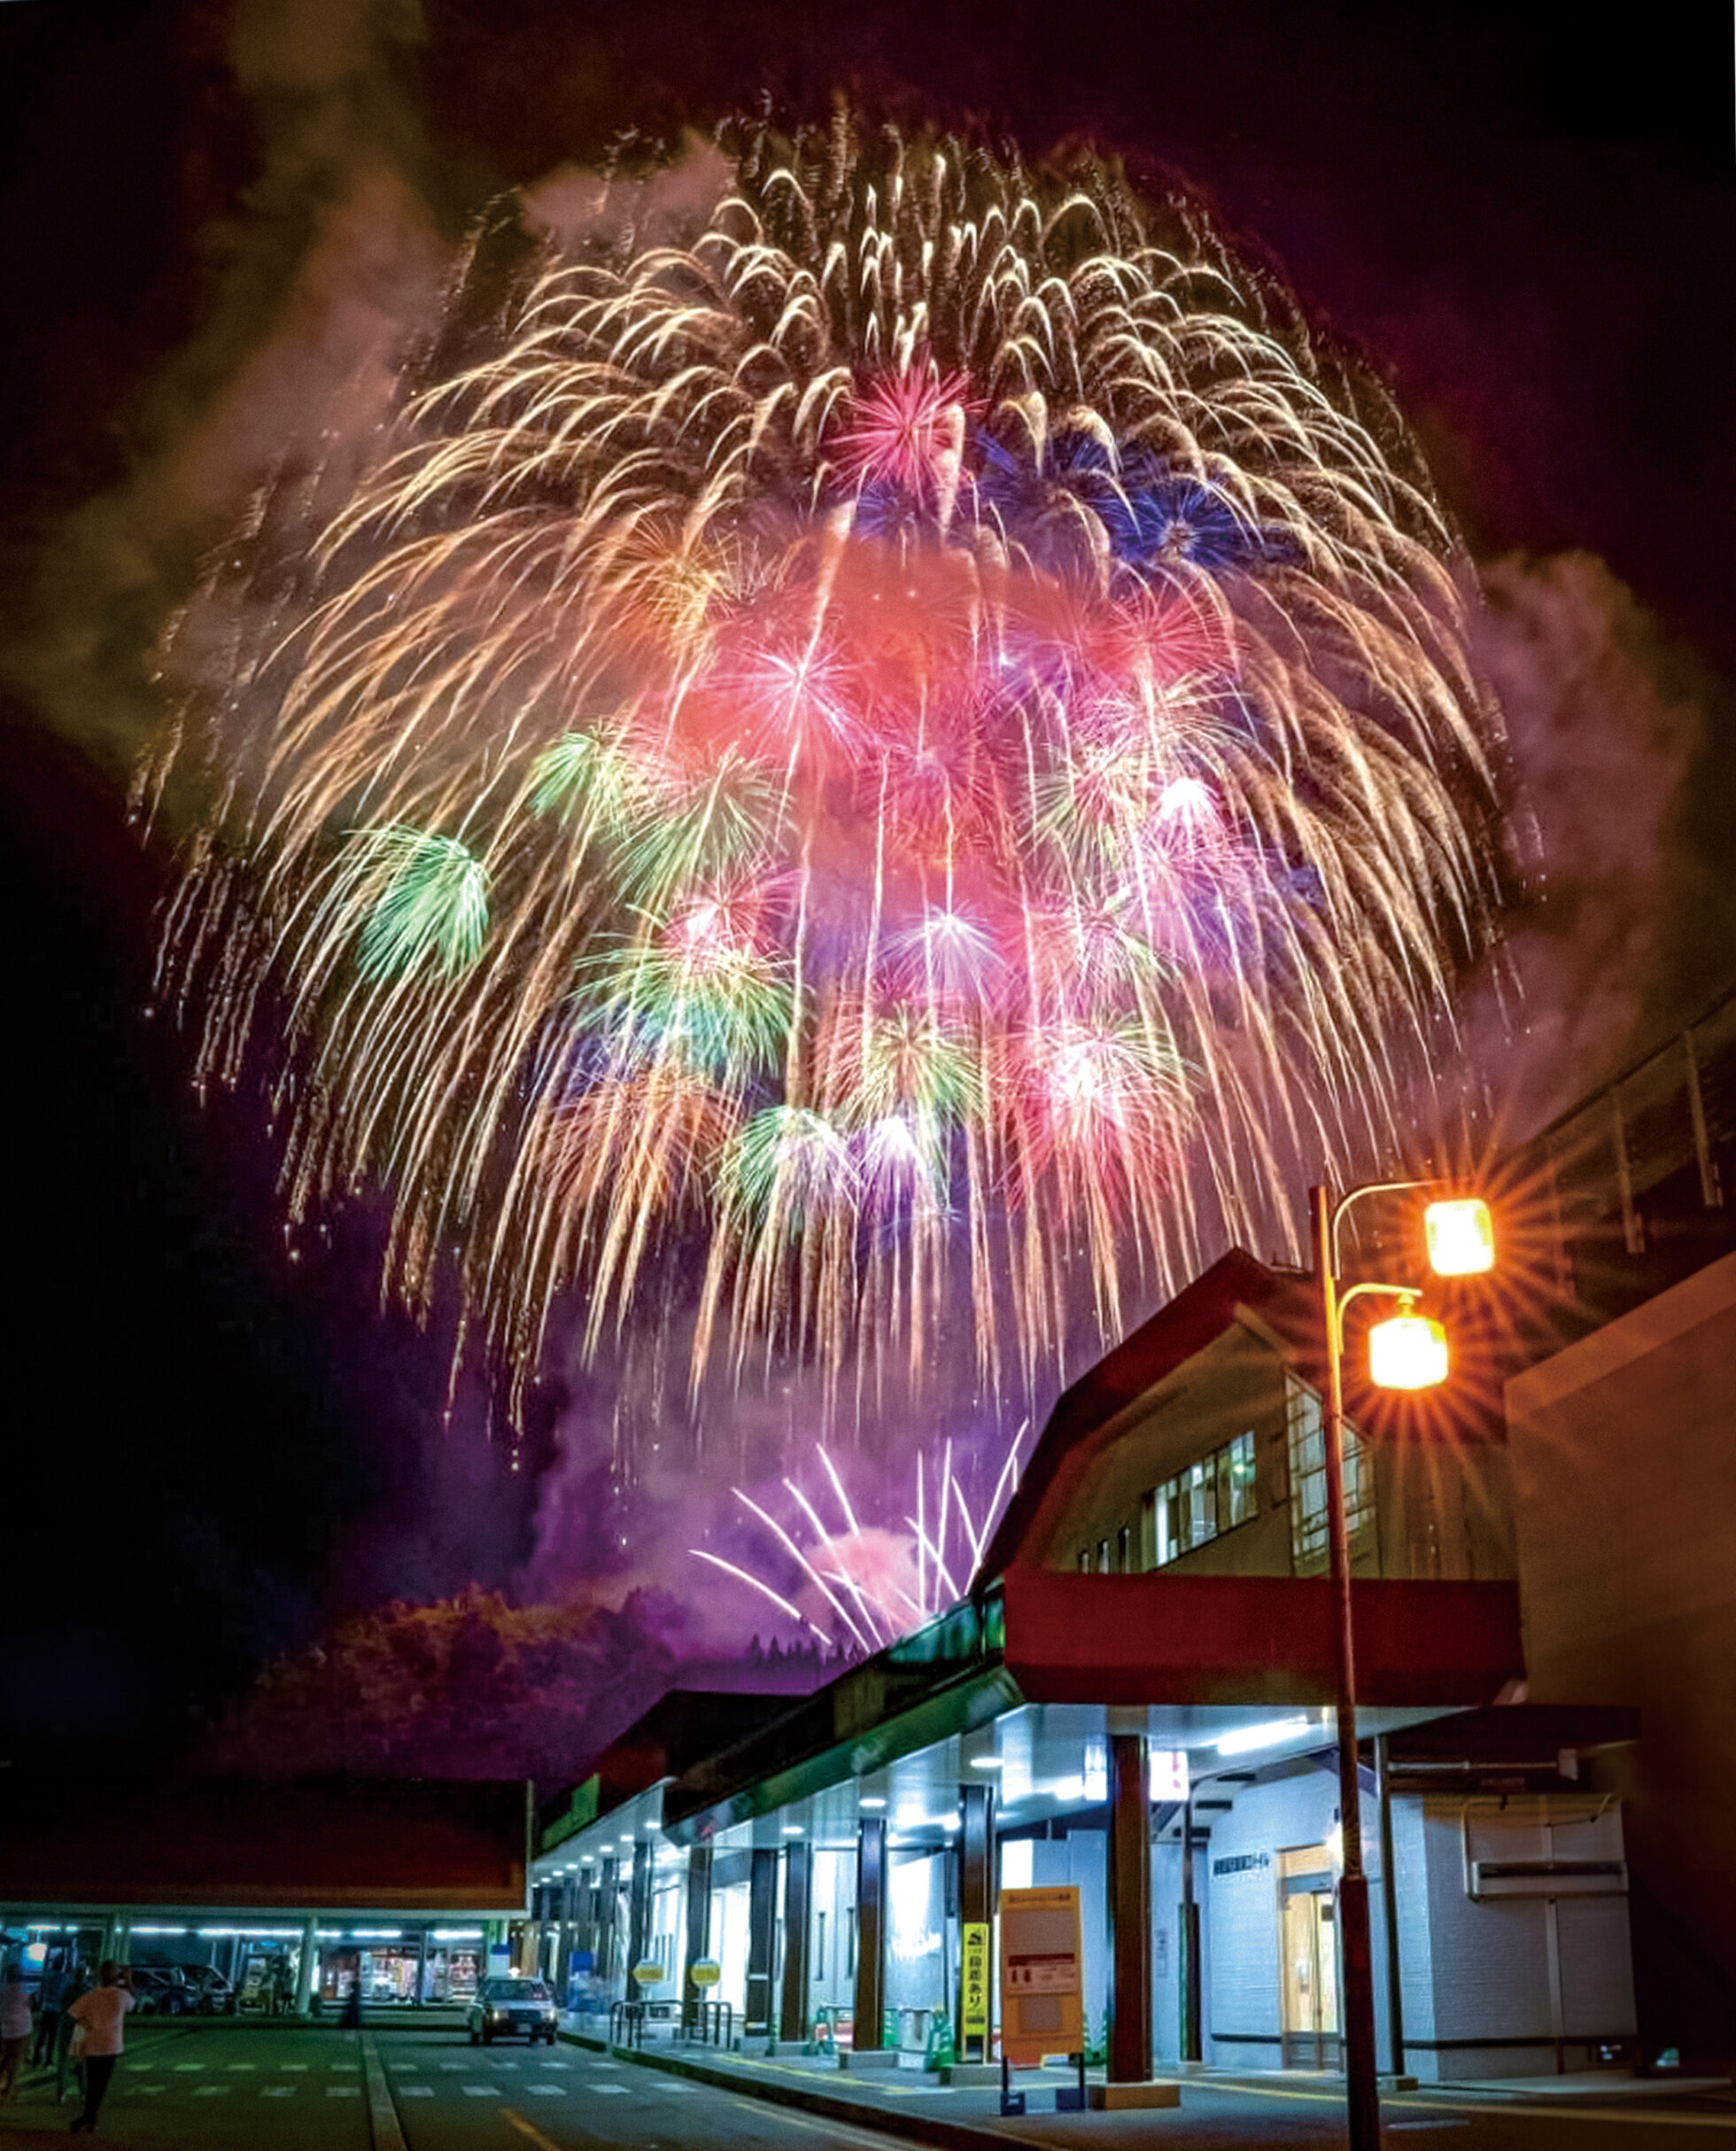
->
[[130, 1968, 195, 2015], [466, 1976, 558, 2045]]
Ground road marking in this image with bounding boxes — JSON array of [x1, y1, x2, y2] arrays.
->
[[127, 2061, 159, 2070], [440, 2061, 469, 2070], [328, 2083, 361, 2095], [281, 2061, 309, 2069], [539, 2060, 571, 2070], [192, 2083, 230, 2096], [262, 2085, 296, 2097], [227, 2062, 258, 2070], [174, 2061, 206, 2070], [132, 2084, 167, 2095], [400, 2085, 435, 2096], [464, 2083, 502, 2096], [525, 2084, 564, 2096], [503, 2113, 565, 2151], [591, 2081, 631, 2093], [730, 2095, 911, 2149]]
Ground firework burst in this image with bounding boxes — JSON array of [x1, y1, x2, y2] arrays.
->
[[155, 116, 1506, 1430]]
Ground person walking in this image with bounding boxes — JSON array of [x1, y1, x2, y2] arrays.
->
[[66, 1961, 132, 2133], [34, 1954, 70, 2066], [0, 1965, 32, 2101], [55, 1962, 90, 2107]]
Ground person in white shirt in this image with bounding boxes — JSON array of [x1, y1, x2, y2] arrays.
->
[[66, 1963, 133, 2134]]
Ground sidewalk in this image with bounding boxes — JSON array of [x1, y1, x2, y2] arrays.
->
[[555, 2021, 1736, 2149]]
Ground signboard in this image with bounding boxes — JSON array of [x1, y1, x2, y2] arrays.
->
[[1151, 1748, 1190, 1802], [960, 1922, 990, 2040], [631, 1960, 665, 1988], [688, 1959, 722, 1988], [997, 1885, 1082, 2065]]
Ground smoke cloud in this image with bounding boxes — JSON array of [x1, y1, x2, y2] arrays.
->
[[1469, 550, 1736, 1138]]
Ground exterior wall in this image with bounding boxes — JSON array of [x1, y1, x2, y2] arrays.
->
[[1505, 1252, 1736, 2067], [1407, 1796, 1635, 2081]]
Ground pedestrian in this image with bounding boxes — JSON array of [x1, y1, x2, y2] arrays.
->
[[339, 1979, 363, 2031], [55, 1962, 91, 2106], [0, 1965, 32, 2101], [66, 1961, 133, 2134], [34, 1953, 70, 2066]]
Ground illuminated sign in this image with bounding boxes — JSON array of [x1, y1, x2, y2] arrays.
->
[[998, 1885, 1083, 2065], [960, 1922, 990, 2039]]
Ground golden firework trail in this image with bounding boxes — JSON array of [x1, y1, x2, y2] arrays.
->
[[153, 116, 1507, 1432]]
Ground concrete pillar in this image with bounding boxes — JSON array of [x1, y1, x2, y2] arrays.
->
[[1107, 1733, 1152, 2083], [1179, 1787, 1202, 2062], [745, 1847, 778, 2035], [294, 1918, 317, 2015], [957, 1783, 995, 2060], [596, 1858, 619, 1985], [853, 1815, 887, 2050], [1376, 1736, 1406, 2076], [414, 1926, 428, 2009], [683, 1844, 714, 2023], [779, 1839, 812, 2044], [626, 1843, 652, 1985]]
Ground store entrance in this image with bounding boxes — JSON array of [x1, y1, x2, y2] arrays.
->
[[1278, 1847, 1339, 2069]]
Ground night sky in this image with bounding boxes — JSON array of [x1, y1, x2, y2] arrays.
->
[[2, 0, 1732, 1759]]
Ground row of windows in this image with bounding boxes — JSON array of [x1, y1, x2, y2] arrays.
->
[[1073, 1378, 1379, 1578]]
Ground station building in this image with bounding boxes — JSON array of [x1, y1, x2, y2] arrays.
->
[[530, 1248, 1644, 2086]]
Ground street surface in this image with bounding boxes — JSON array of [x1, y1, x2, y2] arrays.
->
[[0, 2021, 1729, 2149]]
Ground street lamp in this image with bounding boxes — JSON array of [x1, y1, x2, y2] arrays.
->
[[1309, 1179, 1493, 2151]]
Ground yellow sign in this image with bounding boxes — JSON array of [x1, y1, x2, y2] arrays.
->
[[688, 1959, 722, 1988], [998, 1885, 1083, 2065], [631, 1960, 665, 1988], [961, 1922, 990, 2038]]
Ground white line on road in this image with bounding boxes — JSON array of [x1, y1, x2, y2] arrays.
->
[[192, 2084, 230, 2096], [262, 2085, 295, 2097], [462, 2084, 501, 2096]]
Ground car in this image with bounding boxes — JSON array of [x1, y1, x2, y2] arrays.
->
[[130, 1968, 195, 2015], [466, 1975, 558, 2045]]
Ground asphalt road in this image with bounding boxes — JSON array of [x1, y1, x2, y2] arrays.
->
[[0, 2021, 1730, 2150]]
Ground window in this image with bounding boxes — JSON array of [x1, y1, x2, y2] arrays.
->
[[1285, 1376, 1376, 1573], [1145, 1429, 1258, 1568], [1096, 1537, 1112, 1572], [1117, 1524, 1131, 1572], [1077, 1546, 1091, 1573]]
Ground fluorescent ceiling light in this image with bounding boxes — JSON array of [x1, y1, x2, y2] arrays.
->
[[968, 1757, 1003, 1769], [1214, 1715, 1313, 1756], [782, 1825, 805, 1836], [859, 1797, 887, 1809]]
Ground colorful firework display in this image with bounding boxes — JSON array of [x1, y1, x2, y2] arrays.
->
[[154, 117, 1505, 1432]]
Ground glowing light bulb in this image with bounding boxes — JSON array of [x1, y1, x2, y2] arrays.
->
[[1425, 1197, 1495, 1277], [1368, 1308, 1448, 1390]]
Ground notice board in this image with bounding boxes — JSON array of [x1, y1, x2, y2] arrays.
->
[[998, 1884, 1083, 2063], [961, 1921, 990, 2040]]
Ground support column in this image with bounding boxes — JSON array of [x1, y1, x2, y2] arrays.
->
[[414, 1926, 428, 2008], [1179, 1789, 1201, 2062], [1107, 1734, 1152, 2083], [595, 1857, 619, 1986], [294, 1917, 317, 2015], [746, 1847, 778, 2036], [957, 1782, 995, 2060], [779, 1839, 812, 2044], [683, 1844, 714, 2023], [1376, 1735, 1406, 2076], [853, 1815, 887, 2051], [626, 1840, 653, 1985]]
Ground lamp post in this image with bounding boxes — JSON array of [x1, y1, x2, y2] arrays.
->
[[1309, 1180, 1493, 2151]]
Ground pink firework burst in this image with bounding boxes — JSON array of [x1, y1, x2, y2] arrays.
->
[[835, 369, 975, 494]]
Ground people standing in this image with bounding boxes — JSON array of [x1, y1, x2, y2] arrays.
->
[[0, 1965, 32, 2101], [34, 1954, 70, 2066], [66, 1961, 133, 2134]]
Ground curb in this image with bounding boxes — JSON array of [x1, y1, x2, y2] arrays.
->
[[556, 2031, 1035, 2151], [360, 2031, 408, 2151]]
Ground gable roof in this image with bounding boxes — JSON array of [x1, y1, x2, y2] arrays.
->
[[975, 1247, 1309, 1584]]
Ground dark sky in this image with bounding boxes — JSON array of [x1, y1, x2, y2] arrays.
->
[[1, 0, 1731, 1755]]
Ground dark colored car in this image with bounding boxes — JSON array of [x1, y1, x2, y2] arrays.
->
[[466, 1976, 558, 2045]]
